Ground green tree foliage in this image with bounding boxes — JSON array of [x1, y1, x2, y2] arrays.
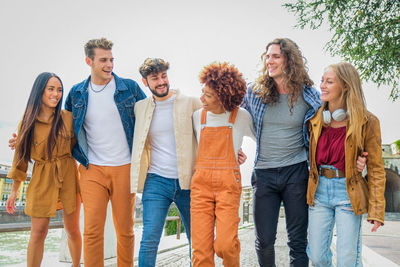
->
[[283, 0, 400, 100], [394, 139, 400, 153], [164, 204, 185, 236]]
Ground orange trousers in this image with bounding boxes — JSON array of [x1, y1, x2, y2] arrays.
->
[[191, 108, 242, 267], [79, 163, 135, 267]]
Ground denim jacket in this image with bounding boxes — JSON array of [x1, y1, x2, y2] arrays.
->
[[65, 73, 146, 167], [241, 83, 321, 164]]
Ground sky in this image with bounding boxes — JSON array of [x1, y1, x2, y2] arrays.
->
[[1, 0, 399, 185]]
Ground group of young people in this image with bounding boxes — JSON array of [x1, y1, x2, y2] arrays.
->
[[6, 37, 386, 267]]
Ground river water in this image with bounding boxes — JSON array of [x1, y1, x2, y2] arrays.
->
[[0, 229, 61, 266]]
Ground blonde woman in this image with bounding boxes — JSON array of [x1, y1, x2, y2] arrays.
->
[[307, 62, 386, 266]]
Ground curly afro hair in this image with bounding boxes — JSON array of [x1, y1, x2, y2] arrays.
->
[[199, 62, 247, 112]]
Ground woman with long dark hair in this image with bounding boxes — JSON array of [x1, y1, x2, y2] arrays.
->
[[307, 62, 386, 266], [6, 72, 82, 267]]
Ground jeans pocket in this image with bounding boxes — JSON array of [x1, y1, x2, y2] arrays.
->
[[338, 201, 355, 214], [147, 173, 157, 179], [309, 197, 321, 211]]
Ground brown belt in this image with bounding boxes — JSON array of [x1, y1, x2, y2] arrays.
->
[[319, 167, 345, 179]]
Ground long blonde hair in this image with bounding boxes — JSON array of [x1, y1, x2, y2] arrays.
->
[[322, 62, 368, 150]]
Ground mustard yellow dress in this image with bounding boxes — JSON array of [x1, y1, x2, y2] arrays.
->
[[8, 110, 79, 217]]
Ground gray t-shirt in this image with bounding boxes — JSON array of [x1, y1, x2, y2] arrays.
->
[[255, 94, 308, 169]]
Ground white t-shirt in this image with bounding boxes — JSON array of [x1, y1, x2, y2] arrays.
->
[[84, 77, 131, 166], [147, 95, 179, 179], [192, 107, 255, 159]]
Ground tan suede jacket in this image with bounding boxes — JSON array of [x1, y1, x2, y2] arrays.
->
[[130, 89, 201, 193], [307, 108, 386, 223]]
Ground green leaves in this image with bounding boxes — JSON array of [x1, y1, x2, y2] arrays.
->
[[283, 0, 400, 100]]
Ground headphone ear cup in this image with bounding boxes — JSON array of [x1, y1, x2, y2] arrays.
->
[[332, 109, 347, 121], [322, 110, 331, 124]]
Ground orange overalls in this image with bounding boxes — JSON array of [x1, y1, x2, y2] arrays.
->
[[191, 107, 242, 267]]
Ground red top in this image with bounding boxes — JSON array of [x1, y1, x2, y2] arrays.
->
[[316, 126, 346, 172]]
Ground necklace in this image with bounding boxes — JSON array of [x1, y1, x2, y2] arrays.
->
[[89, 79, 111, 93]]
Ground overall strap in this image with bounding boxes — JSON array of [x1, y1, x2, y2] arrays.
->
[[201, 107, 239, 127], [201, 109, 207, 125], [228, 107, 239, 124]]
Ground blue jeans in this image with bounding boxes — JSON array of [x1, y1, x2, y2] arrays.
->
[[252, 161, 309, 267], [308, 168, 362, 267], [139, 173, 191, 267]]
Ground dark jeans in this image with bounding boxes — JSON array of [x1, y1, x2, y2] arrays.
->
[[252, 161, 309, 267]]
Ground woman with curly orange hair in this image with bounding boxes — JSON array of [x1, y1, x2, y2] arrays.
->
[[190, 62, 255, 267]]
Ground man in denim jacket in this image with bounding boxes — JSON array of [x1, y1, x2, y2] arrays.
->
[[65, 38, 146, 267]]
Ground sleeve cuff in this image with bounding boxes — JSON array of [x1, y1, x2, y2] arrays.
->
[[367, 216, 385, 225], [7, 168, 27, 182]]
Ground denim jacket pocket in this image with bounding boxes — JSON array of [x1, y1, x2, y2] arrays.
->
[[117, 96, 136, 120], [72, 100, 84, 120], [123, 98, 135, 119]]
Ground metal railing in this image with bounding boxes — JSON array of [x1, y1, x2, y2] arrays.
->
[[0, 186, 254, 237], [0, 220, 63, 232], [0, 215, 183, 237]]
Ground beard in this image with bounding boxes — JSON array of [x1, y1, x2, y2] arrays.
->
[[150, 83, 170, 98]]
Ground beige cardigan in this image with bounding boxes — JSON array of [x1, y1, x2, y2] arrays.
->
[[130, 89, 201, 193]]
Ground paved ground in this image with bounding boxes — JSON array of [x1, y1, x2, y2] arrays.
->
[[8, 213, 399, 266], [361, 214, 400, 266], [146, 217, 400, 267], [150, 227, 259, 266], [148, 220, 288, 267]]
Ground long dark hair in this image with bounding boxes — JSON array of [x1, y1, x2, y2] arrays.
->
[[16, 72, 65, 164]]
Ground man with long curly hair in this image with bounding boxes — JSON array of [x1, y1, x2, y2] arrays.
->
[[241, 38, 321, 267], [191, 62, 255, 266]]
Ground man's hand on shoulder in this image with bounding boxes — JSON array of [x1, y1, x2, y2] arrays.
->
[[357, 152, 368, 173], [9, 133, 17, 150], [238, 148, 247, 165]]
